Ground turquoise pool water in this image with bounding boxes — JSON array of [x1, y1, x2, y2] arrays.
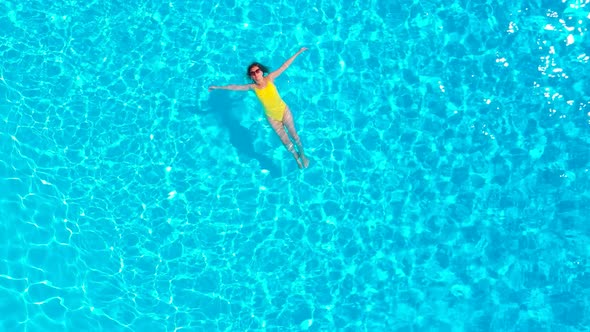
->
[[1, 0, 590, 331]]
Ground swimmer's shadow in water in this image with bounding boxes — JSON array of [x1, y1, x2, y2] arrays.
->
[[206, 92, 281, 177]]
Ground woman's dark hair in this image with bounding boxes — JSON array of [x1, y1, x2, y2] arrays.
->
[[246, 62, 270, 81]]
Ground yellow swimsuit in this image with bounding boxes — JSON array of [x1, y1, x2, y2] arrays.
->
[[253, 80, 287, 121]]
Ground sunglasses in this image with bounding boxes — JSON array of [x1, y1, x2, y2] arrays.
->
[[249, 68, 261, 76]]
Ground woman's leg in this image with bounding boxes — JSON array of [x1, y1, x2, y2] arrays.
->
[[282, 107, 309, 168], [267, 116, 303, 168]]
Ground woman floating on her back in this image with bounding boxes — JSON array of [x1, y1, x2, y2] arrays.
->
[[209, 47, 310, 169]]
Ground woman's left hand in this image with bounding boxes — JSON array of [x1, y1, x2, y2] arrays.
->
[[298, 47, 308, 53]]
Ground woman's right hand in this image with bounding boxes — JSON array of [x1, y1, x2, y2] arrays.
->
[[208, 86, 217, 92]]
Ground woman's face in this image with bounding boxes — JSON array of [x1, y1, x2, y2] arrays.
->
[[249, 66, 263, 81]]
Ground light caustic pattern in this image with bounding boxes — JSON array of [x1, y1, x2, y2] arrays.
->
[[1, 0, 590, 331]]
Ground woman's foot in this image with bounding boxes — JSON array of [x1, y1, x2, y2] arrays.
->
[[292, 152, 304, 169], [300, 154, 309, 168], [295, 158, 304, 169]]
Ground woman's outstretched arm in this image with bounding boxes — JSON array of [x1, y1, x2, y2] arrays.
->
[[268, 47, 308, 80], [209, 84, 252, 92]]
